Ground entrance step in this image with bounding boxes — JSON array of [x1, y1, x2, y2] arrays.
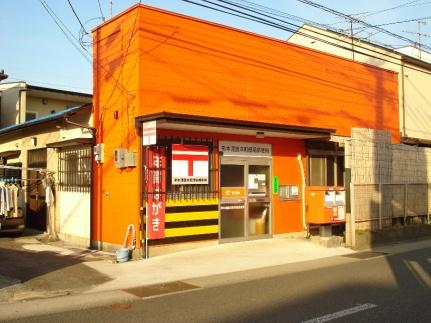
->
[[310, 235, 344, 248]]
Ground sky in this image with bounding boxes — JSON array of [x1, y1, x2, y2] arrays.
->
[[1, 0, 430, 94]]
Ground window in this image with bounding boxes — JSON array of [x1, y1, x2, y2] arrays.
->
[[25, 111, 38, 121], [307, 141, 344, 186], [58, 145, 92, 192]]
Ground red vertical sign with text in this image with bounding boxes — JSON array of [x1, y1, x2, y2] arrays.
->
[[147, 146, 166, 239]]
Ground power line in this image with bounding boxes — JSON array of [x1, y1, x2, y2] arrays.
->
[[356, 16, 431, 29], [97, 0, 105, 21], [180, 0, 431, 76], [294, 0, 431, 52], [355, 0, 422, 19], [329, 0, 430, 26], [7, 77, 92, 92], [193, 0, 394, 51], [38, 0, 92, 63], [38, 0, 135, 100], [67, 0, 88, 34], [221, 0, 329, 29]]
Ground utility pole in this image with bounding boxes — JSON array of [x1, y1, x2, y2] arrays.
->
[[403, 20, 430, 60], [418, 21, 426, 60], [341, 16, 362, 60], [350, 19, 355, 60], [109, 0, 113, 18]]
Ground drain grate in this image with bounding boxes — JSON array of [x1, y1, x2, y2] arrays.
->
[[123, 281, 199, 298], [342, 251, 388, 259]]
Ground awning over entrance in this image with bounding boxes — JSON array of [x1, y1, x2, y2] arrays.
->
[[136, 113, 334, 139], [0, 150, 21, 159]]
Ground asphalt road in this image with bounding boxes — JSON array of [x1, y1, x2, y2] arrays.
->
[[6, 244, 431, 323]]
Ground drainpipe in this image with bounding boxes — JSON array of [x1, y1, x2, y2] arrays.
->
[[400, 62, 406, 139], [297, 153, 307, 232]]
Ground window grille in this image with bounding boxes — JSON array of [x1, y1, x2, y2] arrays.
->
[[145, 136, 219, 201], [58, 145, 92, 192]]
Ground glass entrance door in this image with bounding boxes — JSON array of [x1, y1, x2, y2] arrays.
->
[[220, 158, 272, 242], [220, 162, 246, 240], [247, 164, 271, 237]]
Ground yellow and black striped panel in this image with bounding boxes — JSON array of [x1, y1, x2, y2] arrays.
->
[[151, 199, 219, 245]]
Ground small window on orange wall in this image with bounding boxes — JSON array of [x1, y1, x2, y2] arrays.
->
[[307, 141, 344, 187]]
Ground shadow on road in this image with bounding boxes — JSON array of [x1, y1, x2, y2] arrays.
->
[[0, 232, 112, 297]]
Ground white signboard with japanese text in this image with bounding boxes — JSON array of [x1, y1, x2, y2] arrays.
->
[[142, 121, 157, 146], [172, 144, 209, 185], [219, 141, 272, 157]]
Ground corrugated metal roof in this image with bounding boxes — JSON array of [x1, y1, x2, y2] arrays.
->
[[0, 105, 89, 136]]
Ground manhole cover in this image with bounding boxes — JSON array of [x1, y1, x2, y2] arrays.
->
[[124, 281, 199, 298], [342, 251, 388, 259]]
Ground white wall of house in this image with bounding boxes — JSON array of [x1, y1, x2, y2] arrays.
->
[[57, 191, 91, 247], [0, 82, 91, 127], [288, 25, 431, 143], [26, 96, 74, 117], [0, 110, 93, 246], [0, 83, 25, 126]]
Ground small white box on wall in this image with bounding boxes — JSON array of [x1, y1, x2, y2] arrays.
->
[[114, 148, 136, 168]]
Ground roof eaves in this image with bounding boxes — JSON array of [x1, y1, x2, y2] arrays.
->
[[0, 104, 91, 136]]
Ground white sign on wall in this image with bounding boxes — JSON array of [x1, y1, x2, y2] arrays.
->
[[172, 144, 209, 185], [219, 140, 272, 157], [142, 121, 157, 146]]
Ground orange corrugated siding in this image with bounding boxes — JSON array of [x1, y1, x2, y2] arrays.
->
[[92, 5, 399, 245]]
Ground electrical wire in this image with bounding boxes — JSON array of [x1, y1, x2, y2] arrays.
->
[[38, 0, 135, 102], [97, 0, 105, 21], [210, 0, 428, 50], [180, 0, 431, 76], [221, 0, 329, 29], [7, 77, 92, 92], [294, 0, 431, 51], [38, 0, 92, 63], [328, 0, 429, 26], [98, 0, 142, 126], [67, 0, 89, 35], [356, 16, 431, 30], [358, 0, 424, 18]]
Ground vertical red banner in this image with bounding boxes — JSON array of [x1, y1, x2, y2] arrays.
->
[[147, 146, 166, 240]]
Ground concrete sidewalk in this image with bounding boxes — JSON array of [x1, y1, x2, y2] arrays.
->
[[83, 237, 353, 293], [1, 235, 430, 321]]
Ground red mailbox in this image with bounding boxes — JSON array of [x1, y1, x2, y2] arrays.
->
[[306, 186, 346, 224]]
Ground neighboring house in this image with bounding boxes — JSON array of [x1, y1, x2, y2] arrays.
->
[[91, 4, 399, 255], [0, 82, 91, 128], [0, 103, 93, 247], [288, 24, 431, 145], [395, 46, 431, 64]]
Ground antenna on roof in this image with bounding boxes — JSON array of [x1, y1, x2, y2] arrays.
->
[[109, 0, 113, 18], [403, 20, 430, 60]]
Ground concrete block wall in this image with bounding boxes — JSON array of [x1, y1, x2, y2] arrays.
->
[[350, 128, 392, 184], [349, 128, 430, 227]]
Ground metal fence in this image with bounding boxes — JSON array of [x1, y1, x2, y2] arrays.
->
[[58, 145, 92, 193], [347, 183, 431, 246], [155, 136, 218, 201]]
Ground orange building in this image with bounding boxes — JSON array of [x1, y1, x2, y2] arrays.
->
[[92, 4, 399, 255]]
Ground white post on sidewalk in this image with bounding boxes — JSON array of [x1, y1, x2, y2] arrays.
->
[[404, 184, 408, 225], [350, 182, 356, 248], [428, 183, 430, 223], [378, 183, 382, 230]]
